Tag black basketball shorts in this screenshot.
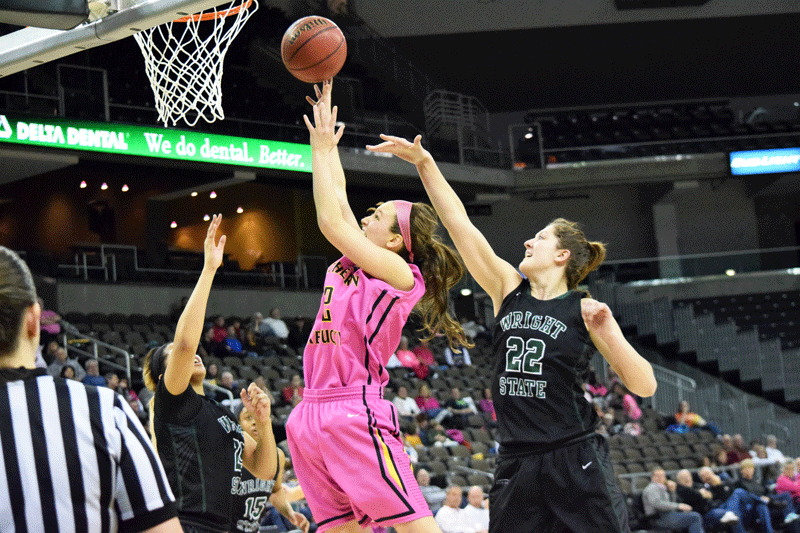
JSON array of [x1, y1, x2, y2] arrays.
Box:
[[489, 433, 630, 533]]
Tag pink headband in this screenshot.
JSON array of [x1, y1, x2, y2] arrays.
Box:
[[394, 200, 414, 262]]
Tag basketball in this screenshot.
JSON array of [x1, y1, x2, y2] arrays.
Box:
[[281, 16, 347, 84]]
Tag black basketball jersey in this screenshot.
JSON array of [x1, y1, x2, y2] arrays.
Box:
[[154, 380, 245, 533], [230, 455, 279, 533], [491, 281, 598, 447]]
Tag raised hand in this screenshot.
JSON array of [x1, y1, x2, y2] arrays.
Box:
[[240, 382, 272, 425], [204, 214, 227, 270], [366, 134, 429, 165], [303, 91, 344, 152]]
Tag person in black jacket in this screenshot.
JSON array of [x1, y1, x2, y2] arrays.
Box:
[[675, 469, 741, 531]]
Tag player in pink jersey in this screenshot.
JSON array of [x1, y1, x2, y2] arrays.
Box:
[[286, 80, 471, 533]]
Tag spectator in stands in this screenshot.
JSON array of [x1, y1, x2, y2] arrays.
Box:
[[461, 486, 489, 533], [585, 370, 608, 397], [286, 316, 311, 354], [415, 414, 453, 447], [444, 342, 471, 368], [264, 307, 289, 342], [37, 297, 61, 350], [46, 346, 86, 380], [776, 459, 800, 510], [735, 458, 800, 527], [82, 358, 106, 387], [282, 374, 304, 407], [242, 327, 266, 358], [674, 400, 719, 435], [394, 335, 421, 369], [435, 486, 465, 533], [721, 434, 744, 465], [212, 315, 228, 344], [642, 467, 704, 533], [412, 338, 437, 371], [393, 385, 421, 422], [216, 371, 242, 402], [675, 469, 742, 531], [60, 364, 77, 380], [416, 469, 447, 514], [205, 362, 220, 386], [766, 435, 786, 465], [443, 387, 477, 429], [105, 372, 119, 390], [198, 326, 217, 359], [606, 382, 641, 421], [479, 387, 496, 425], [729, 434, 751, 463], [224, 325, 246, 356], [416, 383, 448, 423]]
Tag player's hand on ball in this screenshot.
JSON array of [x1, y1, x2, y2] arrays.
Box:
[[241, 383, 272, 425], [366, 134, 429, 165], [581, 298, 612, 333], [289, 511, 310, 533]]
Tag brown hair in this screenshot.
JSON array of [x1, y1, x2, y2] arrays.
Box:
[[549, 218, 606, 290], [388, 202, 472, 349], [0, 247, 37, 356]]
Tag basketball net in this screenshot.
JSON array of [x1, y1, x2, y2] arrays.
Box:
[[133, 0, 258, 127]]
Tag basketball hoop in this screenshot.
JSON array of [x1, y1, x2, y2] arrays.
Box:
[[133, 0, 258, 127]]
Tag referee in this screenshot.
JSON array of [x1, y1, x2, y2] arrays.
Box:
[[0, 246, 182, 533]]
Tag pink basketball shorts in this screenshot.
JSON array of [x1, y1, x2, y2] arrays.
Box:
[[285, 385, 431, 532]]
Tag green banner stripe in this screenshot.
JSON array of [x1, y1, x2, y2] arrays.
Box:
[[0, 114, 311, 172]]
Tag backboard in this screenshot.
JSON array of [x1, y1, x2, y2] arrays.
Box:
[[0, 0, 235, 78]]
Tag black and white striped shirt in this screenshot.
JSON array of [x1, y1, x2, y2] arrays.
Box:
[[0, 368, 177, 533]]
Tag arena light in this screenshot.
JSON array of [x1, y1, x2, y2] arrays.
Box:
[[170, 221, 177, 228], [236, 206, 243, 214], [100, 182, 108, 190], [121, 184, 129, 192], [203, 214, 210, 221], [79, 180, 87, 188], [460, 288, 472, 296], [209, 191, 217, 199], [191, 191, 198, 197], [725, 269, 736, 276]]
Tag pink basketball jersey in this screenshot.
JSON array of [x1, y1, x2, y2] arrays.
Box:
[[303, 256, 425, 390]]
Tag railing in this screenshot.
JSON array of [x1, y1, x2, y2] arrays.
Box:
[[648, 366, 697, 414], [60, 321, 132, 380], [56, 243, 320, 288], [618, 464, 743, 495], [587, 246, 800, 285]]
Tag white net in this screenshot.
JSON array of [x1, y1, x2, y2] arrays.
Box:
[[132, 0, 258, 127]]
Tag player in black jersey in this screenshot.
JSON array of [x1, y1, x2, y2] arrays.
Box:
[[368, 136, 657, 533], [144, 215, 278, 533], [232, 403, 310, 533]]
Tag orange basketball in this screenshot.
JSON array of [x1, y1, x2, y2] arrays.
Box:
[[281, 16, 347, 84]]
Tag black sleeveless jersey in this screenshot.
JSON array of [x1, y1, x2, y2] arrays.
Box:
[[491, 281, 598, 447], [154, 380, 245, 533], [230, 454, 279, 533]]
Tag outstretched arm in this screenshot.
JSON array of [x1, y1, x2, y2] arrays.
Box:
[[306, 81, 359, 231], [304, 88, 414, 291], [163, 215, 225, 395], [366, 135, 520, 312], [582, 299, 657, 397], [240, 382, 278, 480]]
